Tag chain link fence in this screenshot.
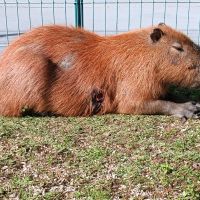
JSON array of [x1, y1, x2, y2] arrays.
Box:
[[1, 0, 200, 51]]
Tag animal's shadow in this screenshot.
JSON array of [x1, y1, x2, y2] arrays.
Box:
[[21, 109, 59, 117], [165, 85, 200, 103]]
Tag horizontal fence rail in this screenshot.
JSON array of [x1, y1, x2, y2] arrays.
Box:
[[0, 0, 200, 52]]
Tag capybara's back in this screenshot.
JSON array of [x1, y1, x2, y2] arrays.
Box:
[[1, 24, 200, 118]]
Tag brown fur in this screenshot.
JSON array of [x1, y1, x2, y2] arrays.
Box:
[[0, 24, 200, 117]]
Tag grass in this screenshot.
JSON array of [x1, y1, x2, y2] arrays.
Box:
[[0, 115, 200, 199], [0, 88, 200, 199]]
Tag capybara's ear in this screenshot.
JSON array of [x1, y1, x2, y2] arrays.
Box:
[[158, 22, 165, 26], [150, 28, 164, 43]]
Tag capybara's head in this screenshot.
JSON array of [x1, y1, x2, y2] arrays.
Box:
[[147, 23, 200, 88]]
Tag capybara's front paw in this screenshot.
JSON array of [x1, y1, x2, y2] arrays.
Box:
[[172, 101, 200, 120]]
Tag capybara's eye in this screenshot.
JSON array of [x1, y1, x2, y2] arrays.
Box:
[[173, 46, 184, 52], [172, 42, 184, 52]]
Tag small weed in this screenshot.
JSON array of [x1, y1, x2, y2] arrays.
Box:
[[11, 176, 33, 188], [182, 185, 200, 200], [76, 186, 111, 200]]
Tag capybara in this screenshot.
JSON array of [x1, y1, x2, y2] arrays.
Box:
[[0, 23, 200, 119]]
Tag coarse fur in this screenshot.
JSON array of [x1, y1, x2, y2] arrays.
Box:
[[0, 24, 200, 118]]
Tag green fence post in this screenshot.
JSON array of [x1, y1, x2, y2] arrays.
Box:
[[75, 0, 84, 27]]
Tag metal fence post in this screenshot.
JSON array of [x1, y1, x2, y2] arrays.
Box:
[[75, 0, 84, 27]]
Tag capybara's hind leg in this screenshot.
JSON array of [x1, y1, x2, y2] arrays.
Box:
[[0, 50, 55, 117]]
